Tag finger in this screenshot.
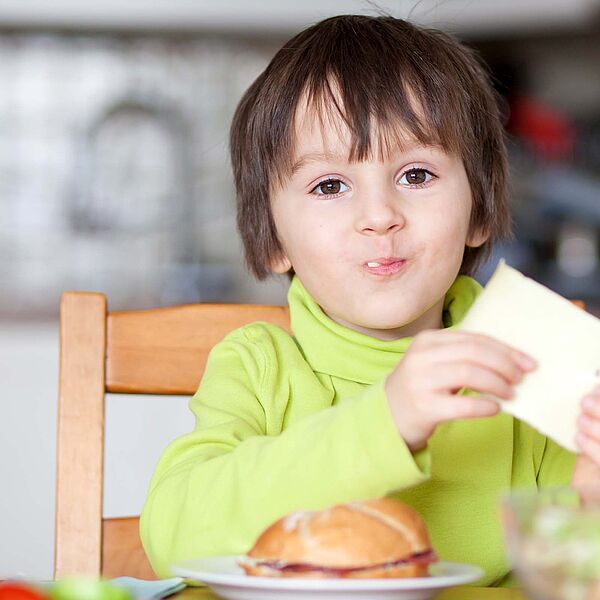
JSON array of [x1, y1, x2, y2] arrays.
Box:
[[433, 363, 515, 400], [575, 432, 600, 465], [577, 414, 600, 442], [435, 394, 501, 422], [581, 392, 600, 419], [428, 341, 528, 386], [425, 330, 536, 372]]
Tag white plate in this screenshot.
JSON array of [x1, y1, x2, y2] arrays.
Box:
[[171, 555, 484, 600]]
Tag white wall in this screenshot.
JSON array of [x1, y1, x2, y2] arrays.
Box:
[[0, 321, 194, 579], [0, 0, 597, 36]]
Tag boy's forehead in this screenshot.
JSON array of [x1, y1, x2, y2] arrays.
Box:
[[292, 105, 352, 163], [290, 100, 440, 171]]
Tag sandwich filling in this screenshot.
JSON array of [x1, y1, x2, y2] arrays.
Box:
[[244, 549, 437, 576]]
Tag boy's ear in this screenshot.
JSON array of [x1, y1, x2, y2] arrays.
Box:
[[269, 252, 292, 274], [466, 226, 490, 249]]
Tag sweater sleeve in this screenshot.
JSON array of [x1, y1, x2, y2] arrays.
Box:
[[140, 327, 430, 577]]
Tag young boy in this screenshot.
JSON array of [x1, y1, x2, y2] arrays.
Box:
[[140, 14, 600, 585]]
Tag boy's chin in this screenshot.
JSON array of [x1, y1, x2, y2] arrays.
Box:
[[342, 307, 421, 337]]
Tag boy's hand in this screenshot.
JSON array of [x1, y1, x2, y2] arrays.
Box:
[[572, 385, 600, 485], [384, 329, 536, 451]]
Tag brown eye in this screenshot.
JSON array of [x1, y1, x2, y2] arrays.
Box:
[[312, 179, 348, 196], [399, 168, 434, 186], [406, 169, 426, 184], [409, 171, 425, 184], [319, 180, 341, 194]]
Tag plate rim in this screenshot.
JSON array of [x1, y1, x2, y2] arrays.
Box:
[[171, 555, 484, 590]]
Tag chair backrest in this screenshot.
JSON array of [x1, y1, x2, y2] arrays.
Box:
[[55, 292, 290, 580]]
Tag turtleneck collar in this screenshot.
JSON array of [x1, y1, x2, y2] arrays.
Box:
[[288, 275, 482, 384]]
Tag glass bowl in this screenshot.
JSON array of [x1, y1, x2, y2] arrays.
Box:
[[501, 486, 600, 600]]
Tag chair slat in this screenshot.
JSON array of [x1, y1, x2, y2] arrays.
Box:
[[55, 292, 107, 578], [105, 303, 290, 394]]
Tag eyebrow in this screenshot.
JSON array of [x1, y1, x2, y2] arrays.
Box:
[[290, 143, 445, 176], [290, 152, 346, 175]]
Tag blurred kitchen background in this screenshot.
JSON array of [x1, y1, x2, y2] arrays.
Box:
[[1, 0, 599, 580]]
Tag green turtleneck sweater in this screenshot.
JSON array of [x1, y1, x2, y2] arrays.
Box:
[[140, 275, 575, 584]]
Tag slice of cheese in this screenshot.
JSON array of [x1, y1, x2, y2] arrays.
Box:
[[458, 260, 600, 452]]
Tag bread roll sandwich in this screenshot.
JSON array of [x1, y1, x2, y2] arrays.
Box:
[[238, 498, 437, 578]]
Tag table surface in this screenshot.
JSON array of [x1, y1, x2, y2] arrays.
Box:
[[173, 585, 527, 599]]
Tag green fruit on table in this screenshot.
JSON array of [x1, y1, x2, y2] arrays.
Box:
[[49, 579, 131, 600]]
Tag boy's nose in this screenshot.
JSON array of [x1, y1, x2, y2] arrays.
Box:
[[355, 196, 406, 236]]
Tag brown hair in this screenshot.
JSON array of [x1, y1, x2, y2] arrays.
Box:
[[230, 14, 513, 280]]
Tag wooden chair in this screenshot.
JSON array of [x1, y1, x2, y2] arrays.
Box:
[[55, 292, 290, 580]]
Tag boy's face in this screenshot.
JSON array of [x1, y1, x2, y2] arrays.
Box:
[[270, 105, 487, 341]]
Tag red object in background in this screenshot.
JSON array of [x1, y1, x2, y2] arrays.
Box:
[[0, 583, 48, 600], [507, 94, 576, 162]]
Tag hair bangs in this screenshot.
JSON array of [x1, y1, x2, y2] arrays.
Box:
[[302, 72, 461, 165], [273, 27, 467, 186]]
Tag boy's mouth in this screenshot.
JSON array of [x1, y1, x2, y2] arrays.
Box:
[[363, 257, 407, 276]]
